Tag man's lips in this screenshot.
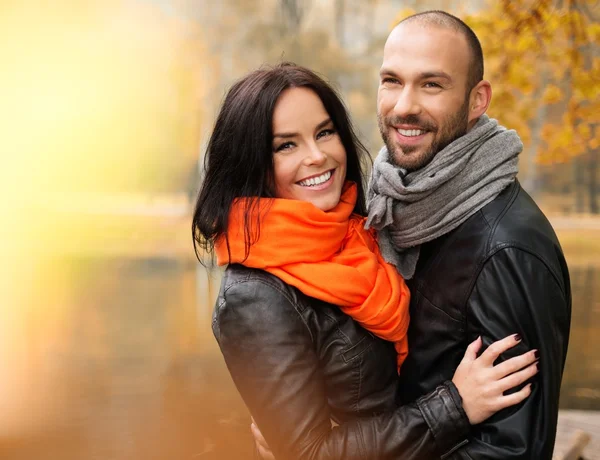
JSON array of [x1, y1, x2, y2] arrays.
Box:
[[393, 127, 429, 145]]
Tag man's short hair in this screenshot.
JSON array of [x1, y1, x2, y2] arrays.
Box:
[[397, 10, 484, 92]]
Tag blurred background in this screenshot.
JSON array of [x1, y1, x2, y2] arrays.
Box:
[[0, 0, 598, 458]]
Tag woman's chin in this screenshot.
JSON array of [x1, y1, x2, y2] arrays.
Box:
[[311, 192, 342, 212]]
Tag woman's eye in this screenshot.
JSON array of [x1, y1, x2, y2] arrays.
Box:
[[317, 129, 335, 140], [275, 142, 294, 152]]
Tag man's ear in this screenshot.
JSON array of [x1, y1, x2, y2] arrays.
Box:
[[467, 80, 492, 129]]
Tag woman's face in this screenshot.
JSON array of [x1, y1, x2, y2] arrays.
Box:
[[271, 87, 347, 212]]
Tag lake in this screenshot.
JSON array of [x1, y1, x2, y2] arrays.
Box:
[[0, 256, 597, 459]]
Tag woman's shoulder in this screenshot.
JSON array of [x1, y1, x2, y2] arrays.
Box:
[[216, 265, 307, 321], [221, 264, 293, 300], [213, 265, 314, 346], [222, 263, 281, 285]]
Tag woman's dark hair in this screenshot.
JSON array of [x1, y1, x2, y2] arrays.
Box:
[[192, 62, 371, 263]]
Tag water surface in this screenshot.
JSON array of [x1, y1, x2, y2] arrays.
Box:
[[1, 257, 597, 459]]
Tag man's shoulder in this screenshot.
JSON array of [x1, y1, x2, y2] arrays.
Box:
[[415, 181, 549, 278], [478, 180, 561, 253], [435, 179, 566, 276]]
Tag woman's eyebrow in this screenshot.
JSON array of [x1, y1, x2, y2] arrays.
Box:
[[273, 118, 331, 138]]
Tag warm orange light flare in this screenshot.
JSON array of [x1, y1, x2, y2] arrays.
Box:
[[0, 0, 210, 435]]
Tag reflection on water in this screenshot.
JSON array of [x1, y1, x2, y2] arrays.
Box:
[[560, 265, 600, 409], [0, 258, 251, 460], [1, 258, 598, 459]]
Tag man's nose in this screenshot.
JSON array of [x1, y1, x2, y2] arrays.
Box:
[[393, 88, 421, 117]]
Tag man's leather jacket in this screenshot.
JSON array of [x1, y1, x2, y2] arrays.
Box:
[[399, 179, 571, 459]]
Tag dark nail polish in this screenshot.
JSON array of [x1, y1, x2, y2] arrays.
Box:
[[536, 361, 540, 371], [534, 350, 540, 359], [514, 333, 522, 341]]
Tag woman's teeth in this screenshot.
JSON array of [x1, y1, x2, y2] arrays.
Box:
[[298, 170, 332, 187]]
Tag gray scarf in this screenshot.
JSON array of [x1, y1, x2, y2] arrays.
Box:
[[366, 115, 522, 279]]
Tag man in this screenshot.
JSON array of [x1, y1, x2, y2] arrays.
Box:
[[254, 10, 571, 459], [368, 10, 571, 459]]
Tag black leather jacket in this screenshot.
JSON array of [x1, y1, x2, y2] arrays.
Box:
[[399, 179, 571, 459], [212, 180, 571, 460], [213, 267, 471, 459]]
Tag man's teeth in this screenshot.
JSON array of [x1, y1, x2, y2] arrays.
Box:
[[299, 170, 332, 187], [397, 128, 425, 137]]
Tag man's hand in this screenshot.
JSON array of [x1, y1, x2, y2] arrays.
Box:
[[251, 417, 276, 460]]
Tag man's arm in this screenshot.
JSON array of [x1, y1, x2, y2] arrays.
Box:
[[448, 247, 571, 459]]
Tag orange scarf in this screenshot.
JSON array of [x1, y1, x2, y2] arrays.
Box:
[[215, 183, 410, 373]]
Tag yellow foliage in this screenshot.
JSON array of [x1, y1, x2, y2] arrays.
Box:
[[589, 23, 600, 41], [460, 0, 599, 166], [577, 123, 592, 140], [515, 34, 536, 52], [542, 85, 563, 104]]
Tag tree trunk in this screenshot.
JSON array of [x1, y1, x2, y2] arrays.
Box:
[[280, 0, 310, 34], [523, 97, 547, 196], [589, 149, 599, 214], [574, 157, 586, 213]]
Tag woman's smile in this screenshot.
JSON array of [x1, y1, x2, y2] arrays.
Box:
[[296, 168, 335, 190], [272, 87, 347, 211]]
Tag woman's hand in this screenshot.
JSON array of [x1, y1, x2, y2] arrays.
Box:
[[452, 334, 539, 425]]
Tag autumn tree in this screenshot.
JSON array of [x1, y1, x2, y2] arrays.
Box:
[[392, 1, 599, 212], [465, 0, 600, 212]]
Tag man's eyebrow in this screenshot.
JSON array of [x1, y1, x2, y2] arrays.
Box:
[[273, 118, 332, 139], [379, 69, 453, 82], [379, 67, 399, 78], [420, 71, 452, 81]]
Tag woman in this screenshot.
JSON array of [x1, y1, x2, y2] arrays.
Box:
[[192, 63, 538, 459]]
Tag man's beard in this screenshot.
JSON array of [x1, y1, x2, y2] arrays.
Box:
[[378, 100, 470, 171]]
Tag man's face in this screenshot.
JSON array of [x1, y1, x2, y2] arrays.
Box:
[[377, 23, 472, 171]]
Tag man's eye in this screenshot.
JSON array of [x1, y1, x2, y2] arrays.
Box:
[[382, 77, 399, 84], [424, 82, 442, 88]]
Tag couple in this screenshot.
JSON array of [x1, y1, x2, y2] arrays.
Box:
[[193, 11, 571, 460]]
